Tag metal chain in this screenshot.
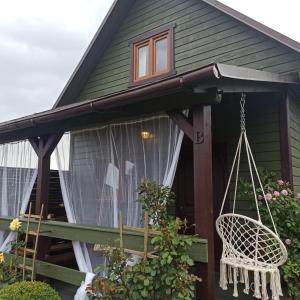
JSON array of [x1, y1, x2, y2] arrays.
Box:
[[240, 93, 246, 132]]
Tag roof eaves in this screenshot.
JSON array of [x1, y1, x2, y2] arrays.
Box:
[[216, 63, 299, 84], [202, 0, 300, 53]]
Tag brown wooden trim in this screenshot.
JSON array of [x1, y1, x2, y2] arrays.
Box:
[[29, 137, 39, 155], [128, 24, 176, 45], [193, 106, 215, 300], [129, 25, 176, 87], [130, 70, 177, 87], [36, 133, 63, 217], [167, 110, 193, 141], [42, 133, 64, 157], [35, 133, 63, 262], [279, 91, 293, 184]]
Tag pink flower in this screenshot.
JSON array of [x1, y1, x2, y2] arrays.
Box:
[[285, 239, 292, 245], [273, 191, 280, 197], [281, 190, 288, 196], [277, 180, 284, 186], [265, 193, 273, 201], [258, 195, 263, 200]]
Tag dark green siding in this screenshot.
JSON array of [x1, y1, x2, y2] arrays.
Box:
[[213, 95, 281, 215], [76, 0, 300, 101], [289, 91, 300, 193]]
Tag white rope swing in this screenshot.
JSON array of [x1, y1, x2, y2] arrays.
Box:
[[216, 94, 288, 300]]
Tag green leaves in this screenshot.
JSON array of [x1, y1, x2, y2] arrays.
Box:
[[87, 182, 200, 300], [137, 181, 175, 226], [240, 169, 300, 298]]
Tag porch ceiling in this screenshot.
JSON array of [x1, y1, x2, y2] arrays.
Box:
[[0, 63, 298, 144]]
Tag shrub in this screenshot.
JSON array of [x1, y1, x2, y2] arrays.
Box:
[[0, 281, 61, 300], [87, 181, 200, 300], [239, 169, 300, 299]]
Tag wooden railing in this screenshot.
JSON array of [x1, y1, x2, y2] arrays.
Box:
[[0, 217, 208, 286]]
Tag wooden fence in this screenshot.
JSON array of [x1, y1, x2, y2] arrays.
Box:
[[0, 217, 208, 286]]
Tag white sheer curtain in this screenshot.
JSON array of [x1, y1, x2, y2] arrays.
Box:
[[56, 114, 184, 274], [0, 140, 38, 252]]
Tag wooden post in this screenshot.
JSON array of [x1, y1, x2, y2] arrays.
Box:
[[29, 134, 63, 260], [36, 141, 50, 218], [279, 92, 293, 184], [193, 106, 215, 300]]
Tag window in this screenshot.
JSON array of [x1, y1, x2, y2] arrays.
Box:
[[130, 27, 175, 85]]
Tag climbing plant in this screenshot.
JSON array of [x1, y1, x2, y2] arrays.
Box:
[[86, 181, 200, 300]]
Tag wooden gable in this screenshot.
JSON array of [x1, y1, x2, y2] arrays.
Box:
[[73, 0, 300, 103]]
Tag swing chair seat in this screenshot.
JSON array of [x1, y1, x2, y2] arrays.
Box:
[[216, 213, 287, 269], [216, 214, 287, 299]]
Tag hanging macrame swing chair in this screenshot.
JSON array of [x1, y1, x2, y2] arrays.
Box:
[[216, 93, 288, 300]]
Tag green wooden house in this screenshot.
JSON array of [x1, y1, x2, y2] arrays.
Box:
[[0, 0, 299, 299]]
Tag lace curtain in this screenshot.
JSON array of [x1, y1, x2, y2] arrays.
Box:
[[0, 140, 38, 252], [55, 114, 184, 274]]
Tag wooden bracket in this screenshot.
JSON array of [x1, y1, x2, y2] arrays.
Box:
[[29, 137, 39, 156], [42, 133, 64, 158], [167, 110, 193, 141]]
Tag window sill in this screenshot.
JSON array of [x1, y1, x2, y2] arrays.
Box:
[[129, 70, 177, 88]]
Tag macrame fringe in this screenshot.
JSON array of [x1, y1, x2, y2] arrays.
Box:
[[275, 269, 283, 297], [219, 261, 228, 290], [219, 263, 283, 300], [254, 270, 262, 299], [261, 271, 269, 300], [243, 268, 249, 294], [239, 267, 244, 283], [270, 269, 283, 300], [228, 265, 233, 284], [233, 267, 239, 297]]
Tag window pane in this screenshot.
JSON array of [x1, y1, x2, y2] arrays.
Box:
[[138, 45, 149, 78], [155, 38, 168, 72]]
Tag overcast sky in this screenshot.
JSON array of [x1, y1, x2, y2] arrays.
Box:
[[0, 0, 299, 122]]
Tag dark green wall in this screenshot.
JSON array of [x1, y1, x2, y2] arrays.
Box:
[[289, 91, 300, 193], [212, 95, 281, 215], [76, 0, 300, 101]]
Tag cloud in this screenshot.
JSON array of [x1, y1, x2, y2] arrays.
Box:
[[0, 0, 114, 122]]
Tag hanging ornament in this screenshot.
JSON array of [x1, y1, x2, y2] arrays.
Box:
[[216, 93, 288, 300]]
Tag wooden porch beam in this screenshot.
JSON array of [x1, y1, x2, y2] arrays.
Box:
[[167, 110, 193, 141], [193, 106, 215, 300]]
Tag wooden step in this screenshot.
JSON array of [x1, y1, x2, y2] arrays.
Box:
[[18, 264, 33, 271], [28, 231, 38, 236], [19, 247, 35, 254], [21, 214, 42, 219]]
